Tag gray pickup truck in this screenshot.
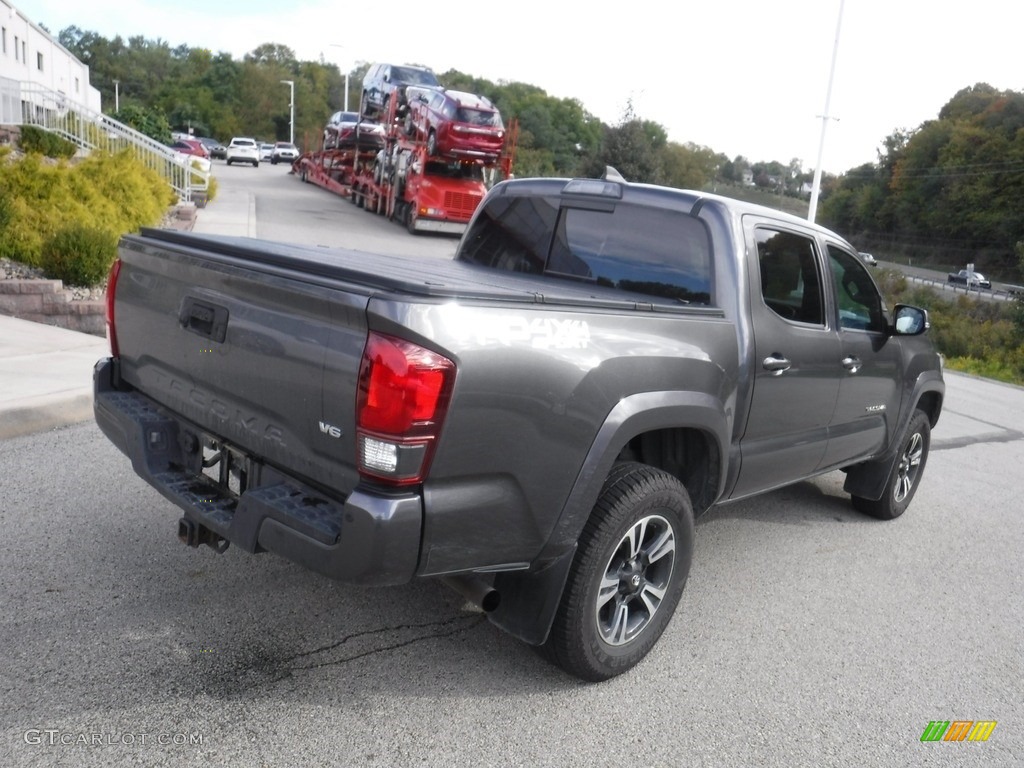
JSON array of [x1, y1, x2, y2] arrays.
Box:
[[94, 170, 944, 681]]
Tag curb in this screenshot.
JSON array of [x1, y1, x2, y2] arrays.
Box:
[[0, 390, 94, 440]]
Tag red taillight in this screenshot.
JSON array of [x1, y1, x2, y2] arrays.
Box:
[[356, 332, 455, 485], [105, 258, 122, 357]]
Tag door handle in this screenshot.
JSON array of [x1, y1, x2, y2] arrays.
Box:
[[179, 297, 229, 343], [763, 354, 792, 375], [842, 356, 862, 373]]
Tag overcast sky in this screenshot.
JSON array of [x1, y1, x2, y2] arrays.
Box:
[[17, 0, 1024, 174]]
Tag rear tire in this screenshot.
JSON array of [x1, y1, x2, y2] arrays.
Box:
[[541, 462, 694, 681], [852, 410, 931, 520]]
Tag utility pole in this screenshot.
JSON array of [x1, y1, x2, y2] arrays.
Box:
[[280, 80, 295, 145], [113, 79, 120, 112], [808, 0, 844, 223], [329, 45, 350, 111]]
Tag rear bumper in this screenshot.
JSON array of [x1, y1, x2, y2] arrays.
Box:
[[93, 358, 421, 585]]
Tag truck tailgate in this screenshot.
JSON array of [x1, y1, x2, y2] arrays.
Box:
[[112, 231, 371, 494]]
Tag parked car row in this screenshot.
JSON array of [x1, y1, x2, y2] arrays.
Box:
[[178, 136, 299, 168]]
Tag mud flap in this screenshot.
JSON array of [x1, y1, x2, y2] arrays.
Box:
[[488, 546, 576, 646], [842, 457, 892, 502]]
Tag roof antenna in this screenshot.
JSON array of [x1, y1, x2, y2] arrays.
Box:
[[602, 166, 626, 183]]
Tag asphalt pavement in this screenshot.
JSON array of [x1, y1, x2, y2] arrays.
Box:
[[0, 188, 255, 440]]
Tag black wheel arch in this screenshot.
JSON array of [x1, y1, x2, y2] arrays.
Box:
[[487, 391, 727, 646], [544, 392, 728, 555]]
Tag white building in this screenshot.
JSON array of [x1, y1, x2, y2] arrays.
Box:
[[0, 1, 206, 202], [1, 0, 101, 125]]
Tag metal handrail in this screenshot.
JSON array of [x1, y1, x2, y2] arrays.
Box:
[[6, 82, 208, 203]]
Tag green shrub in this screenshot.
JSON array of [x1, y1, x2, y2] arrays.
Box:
[[0, 191, 12, 235], [17, 125, 77, 159], [39, 224, 119, 286], [0, 149, 174, 265]]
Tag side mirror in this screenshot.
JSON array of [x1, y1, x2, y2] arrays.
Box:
[[892, 304, 929, 336]]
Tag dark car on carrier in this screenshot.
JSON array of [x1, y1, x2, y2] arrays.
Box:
[[323, 111, 386, 151], [360, 62, 440, 119]]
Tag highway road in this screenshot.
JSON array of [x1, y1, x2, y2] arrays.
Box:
[[1, 166, 1021, 767]]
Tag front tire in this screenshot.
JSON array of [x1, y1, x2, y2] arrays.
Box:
[[542, 462, 694, 681], [852, 410, 931, 520]]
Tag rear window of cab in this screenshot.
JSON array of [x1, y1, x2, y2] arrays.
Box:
[[459, 194, 713, 306]]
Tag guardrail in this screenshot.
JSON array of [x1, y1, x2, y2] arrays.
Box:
[[4, 82, 207, 203], [904, 274, 1020, 303]]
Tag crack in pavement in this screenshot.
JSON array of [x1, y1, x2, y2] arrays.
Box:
[[196, 615, 489, 697], [287, 615, 488, 671]]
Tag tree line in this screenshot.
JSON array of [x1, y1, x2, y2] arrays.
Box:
[[820, 84, 1024, 279], [55, 27, 812, 192], [54, 28, 1023, 278]]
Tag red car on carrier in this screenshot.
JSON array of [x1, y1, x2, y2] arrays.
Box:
[[406, 88, 505, 161]]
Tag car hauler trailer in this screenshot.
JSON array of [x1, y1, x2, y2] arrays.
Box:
[[294, 92, 515, 235], [291, 146, 377, 198]]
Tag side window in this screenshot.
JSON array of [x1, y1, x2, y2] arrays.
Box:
[[755, 229, 824, 325], [828, 246, 887, 332], [440, 96, 456, 120]]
